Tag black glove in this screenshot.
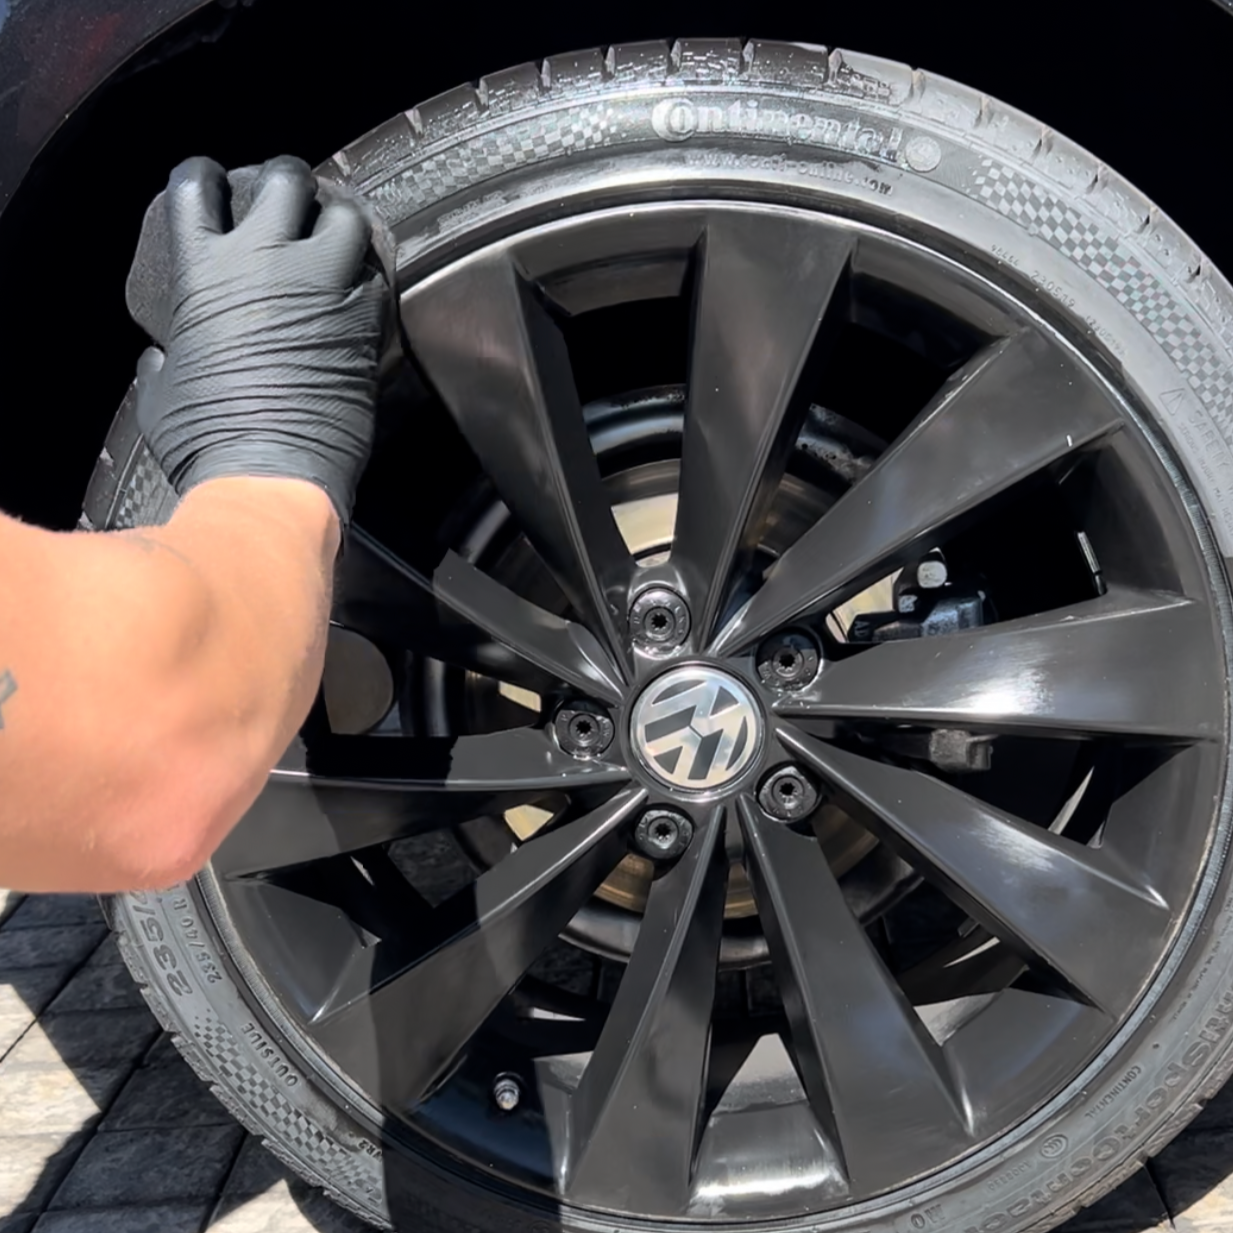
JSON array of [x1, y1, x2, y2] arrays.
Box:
[[126, 155, 387, 528]]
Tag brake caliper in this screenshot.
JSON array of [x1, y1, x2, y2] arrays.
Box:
[[848, 552, 993, 773]]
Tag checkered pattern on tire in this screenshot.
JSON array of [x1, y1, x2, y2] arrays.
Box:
[[191, 1009, 384, 1203], [110, 442, 178, 530], [366, 103, 621, 221], [974, 159, 1233, 435]]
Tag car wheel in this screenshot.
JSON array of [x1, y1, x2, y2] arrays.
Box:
[[96, 38, 1233, 1233]]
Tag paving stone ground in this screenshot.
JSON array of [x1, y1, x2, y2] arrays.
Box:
[[0, 887, 1227, 1232], [0, 891, 368, 1233]]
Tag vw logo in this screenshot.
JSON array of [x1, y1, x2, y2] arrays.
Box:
[[629, 666, 762, 791]]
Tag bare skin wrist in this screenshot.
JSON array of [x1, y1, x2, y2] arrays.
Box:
[[171, 476, 342, 556]]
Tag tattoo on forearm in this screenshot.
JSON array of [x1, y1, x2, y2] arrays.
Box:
[[0, 669, 15, 730], [117, 528, 197, 571]]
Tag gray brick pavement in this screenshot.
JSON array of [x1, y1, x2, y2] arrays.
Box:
[[0, 889, 1219, 1231], [0, 893, 371, 1231]]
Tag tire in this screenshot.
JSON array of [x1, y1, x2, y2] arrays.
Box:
[[92, 38, 1233, 1233]]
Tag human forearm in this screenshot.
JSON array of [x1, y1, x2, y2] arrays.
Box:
[[0, 154, 383, 893], [126, 476, 340, 775], [0, 478, 339, 891]]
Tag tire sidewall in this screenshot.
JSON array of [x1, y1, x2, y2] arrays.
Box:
[[102, 44, 1233, 1233]]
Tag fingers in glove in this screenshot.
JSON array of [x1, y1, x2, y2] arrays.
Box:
[[136, 347, 166, 383], [309, 190, 376, 289], [243, 155, 319, 244], [133, 346, 169, 442], [165, 157, 229, 247]]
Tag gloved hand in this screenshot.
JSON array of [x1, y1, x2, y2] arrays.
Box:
[[127, 155, 387, 528]]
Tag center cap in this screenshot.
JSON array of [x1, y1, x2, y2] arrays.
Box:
[[629, 665, 763, 791]]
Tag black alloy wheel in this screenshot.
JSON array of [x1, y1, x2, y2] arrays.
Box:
[[199, 198, 1227, 1219], [98, 39, 1233, 1233]]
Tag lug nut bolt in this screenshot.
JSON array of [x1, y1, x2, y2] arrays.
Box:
[[756, 630, 820, 691], [554, 703, 614, 758], [633, 808, 694, 860], [492, 1074, 522, 1113], [629, 587, 691, 654], [758, 765, 820, 821]]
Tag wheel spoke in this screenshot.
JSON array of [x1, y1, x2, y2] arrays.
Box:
[[738, 797, 969, 1193], [673, 214, 853, 639], [212, 730, 630, 877], [490, 1007, 605, 1058], [431, 549, 624, 702], [337, 528, 551, 693], [566, 806, 729, 1214], [400, 252, 635, 658], [779, 587, 1220, 741], [309, 788, 646, 1108], [224, 850, 436, 1022], [339, 528, 625, 699], [897, 927, 1024, 1006], [779, 726, 1172, 1013], [711, 331, 1123, 654]]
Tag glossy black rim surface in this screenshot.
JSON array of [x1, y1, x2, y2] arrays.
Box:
[[205, 202, 1229, 1223]]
